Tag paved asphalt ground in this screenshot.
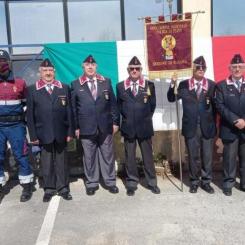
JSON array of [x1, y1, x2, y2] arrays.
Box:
[[0, 172, 245, 245]]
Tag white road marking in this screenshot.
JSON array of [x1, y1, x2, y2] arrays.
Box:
[[35, 196, 61, 245]]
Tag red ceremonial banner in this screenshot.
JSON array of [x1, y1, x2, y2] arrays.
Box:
[[146, 19, 192, 79]]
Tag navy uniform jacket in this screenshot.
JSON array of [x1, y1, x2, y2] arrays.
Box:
[[116, 78, 156, 139], [167, 78, 216, 139], [71, 74, 119, 136], [216, 76, 245, 141], [26, 80, 74, 144]]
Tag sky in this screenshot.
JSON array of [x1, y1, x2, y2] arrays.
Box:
[[213, 0, 245, 36]]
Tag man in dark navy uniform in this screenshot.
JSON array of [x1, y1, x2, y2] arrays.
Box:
[[167, 56, 216, 194], [116, 56, 160, 196], [216, 54, 245, 196], [71, 55, 120, 195], [27, 59, 74, 202], [0, 49, 33, 202]]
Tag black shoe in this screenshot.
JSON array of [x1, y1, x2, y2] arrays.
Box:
[[201, 183, 214, 194], [108, 186, 119, 194], [148, 185, 161, 194], [20, 183, 32, 202], [126, 189, 135, 196], [189, 185, 198, 193], [240, 185, 245, 192], [43, 193, 55, 202], [86, 186, 98, 196], [223, 188, 232, 196], [60, 192, 72, 201], [86, 189, 95, 196]]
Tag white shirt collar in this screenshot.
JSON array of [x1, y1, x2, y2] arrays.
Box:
[[46, 83, 54, 88], [130, 79, 139, 85], [87, 78, 97, 90], [45, 83, 54, 93], [194, 78, 203, 85], [232, 77, 242, 83]]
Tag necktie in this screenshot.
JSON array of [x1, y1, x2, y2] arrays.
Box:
[[132, 82, 137, 96], [196, 82, 202, 99], [235, 80, 241, 92], [47, 84, 53, 94], [89, 79, 97, 100]]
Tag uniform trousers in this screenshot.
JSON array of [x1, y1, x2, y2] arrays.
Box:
[[222, 138, 245, 189], [81, 133, 116, 189], [0, 123, 33, 185], [41, 141, 69, 194], [124, 137, 157, 190], [185, 124, 214, 186]]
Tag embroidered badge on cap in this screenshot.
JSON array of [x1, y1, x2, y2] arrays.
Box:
[[83, 55, 96, 64], [230, 54, 245, 64], [40, 58, 54, 68], [128, 56, 141, 66]]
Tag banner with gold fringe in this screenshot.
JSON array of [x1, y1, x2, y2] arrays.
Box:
[[145, 18, 192, 79]]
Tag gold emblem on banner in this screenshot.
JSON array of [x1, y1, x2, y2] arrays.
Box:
[[162, 35, 176, 60]]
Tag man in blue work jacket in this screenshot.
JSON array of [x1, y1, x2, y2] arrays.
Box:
[[0, 49, 33, 202]]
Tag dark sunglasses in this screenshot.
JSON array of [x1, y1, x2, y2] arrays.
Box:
[[129, 67, 141, 71], [195, 65, 206, 71]]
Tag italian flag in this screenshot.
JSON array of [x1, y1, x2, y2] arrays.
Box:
[[44, 35, 245, 88]]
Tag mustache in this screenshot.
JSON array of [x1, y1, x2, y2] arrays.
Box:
[[45, 74, 53, 77]]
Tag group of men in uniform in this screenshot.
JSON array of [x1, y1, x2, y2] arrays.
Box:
[[70, 54, 160, 197], [168, 54, 245, 196], [0, 50, 160, 202], [0, 48, 244, 202]]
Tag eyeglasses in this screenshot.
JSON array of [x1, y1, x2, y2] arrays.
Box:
[[195, 65, 206, 71], [230, 65, 245, 70], [84, 63, 96, 67], [42, 68, 54, 72], [129, 67, 141, 71]]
